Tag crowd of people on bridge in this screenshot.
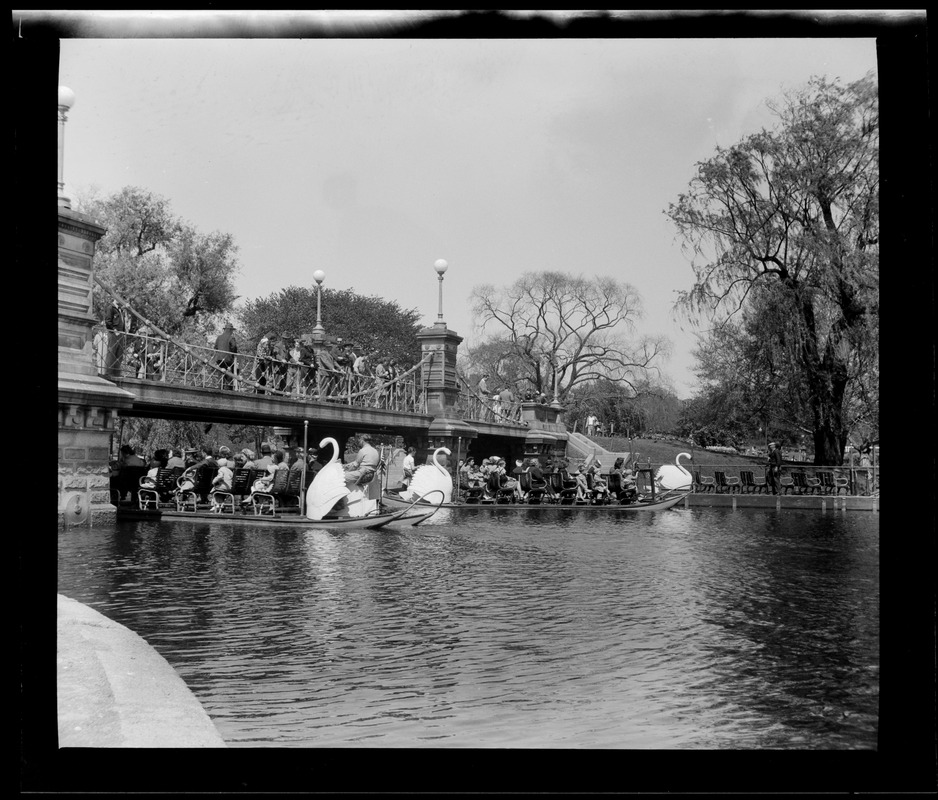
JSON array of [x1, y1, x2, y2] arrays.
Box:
[[92, 306, 414, 407], [474, 373, 549, 421]]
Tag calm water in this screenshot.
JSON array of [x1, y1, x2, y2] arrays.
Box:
[[57, 507, 879, 749]]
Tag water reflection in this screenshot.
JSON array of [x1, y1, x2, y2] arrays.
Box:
[[57, 508, 879, 749]]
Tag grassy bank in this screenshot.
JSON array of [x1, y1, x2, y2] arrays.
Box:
[[586, 435, 768, 468]]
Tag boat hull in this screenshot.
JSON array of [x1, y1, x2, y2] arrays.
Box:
[[381, 490, 690, 513], [116, 505, 433, 529]]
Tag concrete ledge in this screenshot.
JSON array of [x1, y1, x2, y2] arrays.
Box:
[[681, 493, 879, 512], [57, 594, 226, 748]]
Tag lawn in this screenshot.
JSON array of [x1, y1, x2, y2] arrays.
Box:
[[587, 435, 769, 468]]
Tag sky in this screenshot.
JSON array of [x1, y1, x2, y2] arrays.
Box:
[[52, 12, 879, 398]]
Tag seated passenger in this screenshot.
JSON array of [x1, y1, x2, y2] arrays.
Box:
[[575, 465, 591, 502], [621, 467, 639, 503], [210, 457, 234, 512], [588, 464, 609, 503]]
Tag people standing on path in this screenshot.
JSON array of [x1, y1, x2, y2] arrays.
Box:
[[766, 441, 783, 495], [585, 413, 598, 436]]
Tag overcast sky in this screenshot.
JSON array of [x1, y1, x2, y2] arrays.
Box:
[[54, 14, 878, 397]]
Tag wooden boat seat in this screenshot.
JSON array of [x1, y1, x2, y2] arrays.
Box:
[[791, 471, 821, 495], [739, 470, 767, 494], [462, 483, 485, 503], [175, 464, 217, 511], [518, 471, 548, 504], [115, 465, 148, 505], [829, 471, 850, 495], [713, 470, 741, 494], [551, 471, 578, 505], [693, 470, 715, 493], [251, 468, 303, 515], [137, 475, 160, 510]]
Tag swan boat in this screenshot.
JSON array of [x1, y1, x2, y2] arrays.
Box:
[[381, 452, 693, 513], [381, 487, 691, 513], [116, 437, 446, 529]]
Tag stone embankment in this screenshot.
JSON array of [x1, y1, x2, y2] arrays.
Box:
[[56, 594, 226, 747]]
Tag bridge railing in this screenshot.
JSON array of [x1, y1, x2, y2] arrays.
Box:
[[92, 326, 429, 414]]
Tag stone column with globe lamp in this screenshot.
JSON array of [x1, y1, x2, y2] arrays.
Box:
[[416, 259, 478, 467], [57, 86, 136, 526], [306, 269, 327, 397]]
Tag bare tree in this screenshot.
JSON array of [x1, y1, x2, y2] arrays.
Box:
[[470, 271, 670, 401]]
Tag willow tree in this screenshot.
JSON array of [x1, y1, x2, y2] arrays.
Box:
[[666, 73, 879, 465], [469, 271, 670, 402]]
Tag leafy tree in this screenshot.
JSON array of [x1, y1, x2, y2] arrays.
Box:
[[469, 271, 671, 402], [79, 186, 240, 336], [666, 74, 879, 465], [238, 286, 423, 367]]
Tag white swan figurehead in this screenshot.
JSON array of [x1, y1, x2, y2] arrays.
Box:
[[402, 447, 453, 504], [655, 452, 693, 491], [306, 437, 350, 520]]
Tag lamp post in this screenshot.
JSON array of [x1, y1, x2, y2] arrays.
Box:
[[58, 86, 75, 209], [312, 269, 325, 334], [434, 258, 448, 326]]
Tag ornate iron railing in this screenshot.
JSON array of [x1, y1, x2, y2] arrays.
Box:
[[92, 325, 430, 415], [453, 372, 525, 425]]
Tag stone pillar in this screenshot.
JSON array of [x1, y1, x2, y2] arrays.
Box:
[[520, 400, 568, 463], [58, 207, 135, 526], [416, 322, 477, 470]]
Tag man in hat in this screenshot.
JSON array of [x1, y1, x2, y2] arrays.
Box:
[[214, 322, 239, 390], [253, 443, 274, 473], [766, 441, 783, 495]]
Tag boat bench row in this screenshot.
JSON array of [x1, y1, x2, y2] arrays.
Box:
[[136, 465, 305, 515], [459, 470, 645, 505]]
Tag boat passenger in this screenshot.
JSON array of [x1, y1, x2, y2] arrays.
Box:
[[528, 458, 552, 499], [253, 443, 274, 473], [620, 467, 638, 503], [345, 434, 380, 488], [165, 449, 186, 470], [575, 465, 591, 502], [510, 459, 527, 500], [401, 446, 417, 488], [210, 458, 234, 512], [587, 463, 609, 503], [240, 448, 257, 470]]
